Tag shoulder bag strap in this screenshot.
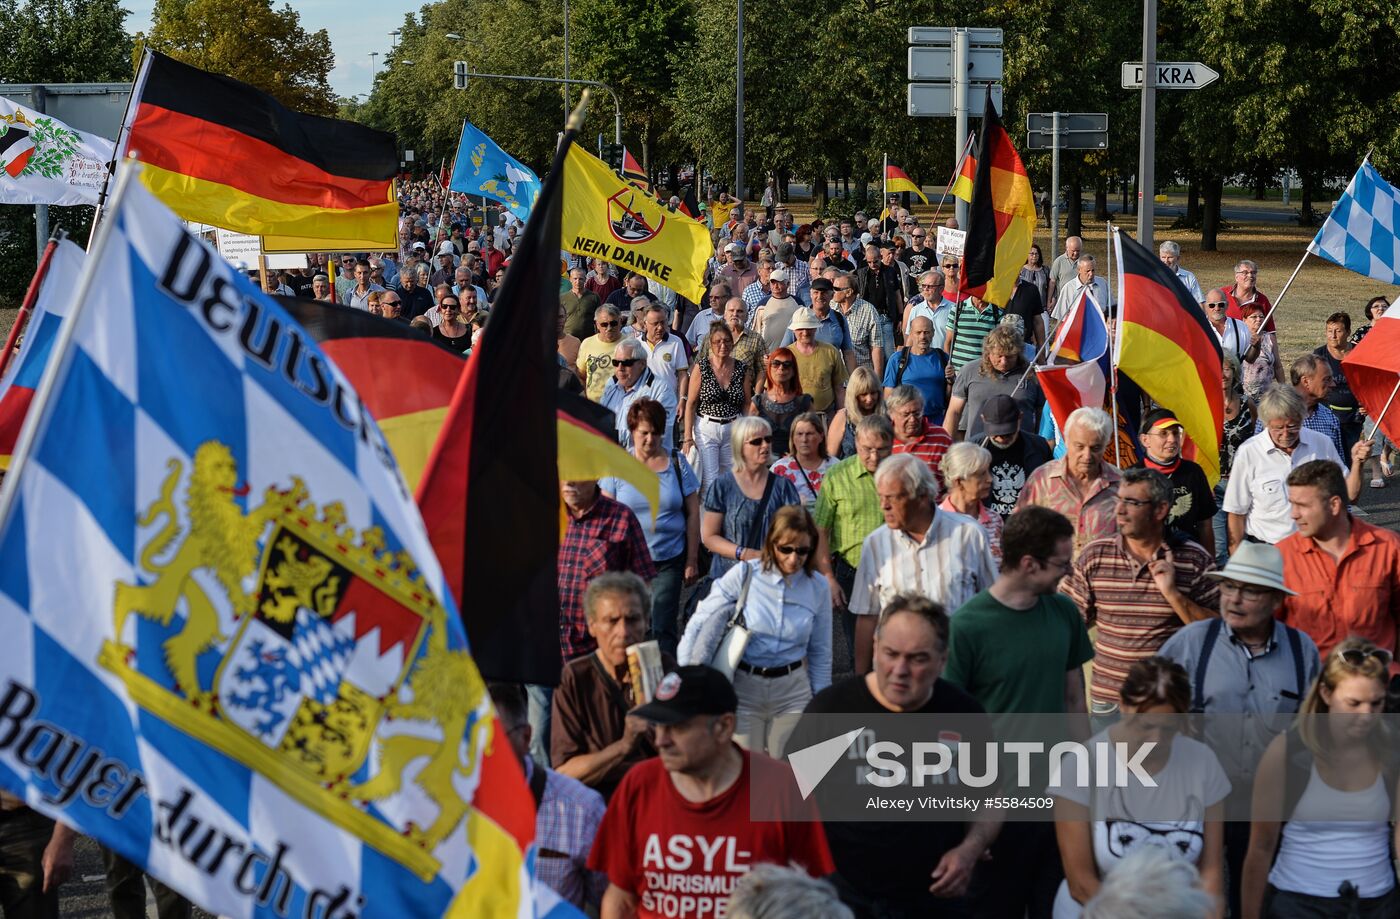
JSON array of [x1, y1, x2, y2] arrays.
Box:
[[1286, 626, 1305, 700], [1191, 617, 1223, 713], [796, 462, 820, 502], [743, 472, 778, 550], [727, 562, 755, 628]]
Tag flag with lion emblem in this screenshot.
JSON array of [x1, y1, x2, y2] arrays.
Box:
[[0, 166, 573, 918]]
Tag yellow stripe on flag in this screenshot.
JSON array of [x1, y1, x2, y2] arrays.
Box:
[[137, 162, 399, 247], [1120, 323, 1223, 483], [380, 406, 450, 494], [886, 176, 929, 205], [982, 165, 1036, 308], [561, 144, 711, 303], [446, 810, 530, 918], [558, 415, 660, 520]]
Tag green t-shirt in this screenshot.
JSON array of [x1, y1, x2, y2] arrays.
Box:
[[944, 589, 1093, 715]]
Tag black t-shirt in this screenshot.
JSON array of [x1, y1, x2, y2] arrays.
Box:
[[901, 248, 936, 279], [1313, 346, 1360, 420], [432, 326, 472, 353], [1140, 456, 1217, 538], [983, 432, 1053, 518], [796, 676, 987, 906], [1006, 279, 1045, 326]]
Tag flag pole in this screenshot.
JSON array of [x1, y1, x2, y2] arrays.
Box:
[[92, 48, 151, 236], [1364, 375, 1400, 441], [931, 132, 976, 224], [0, 163, 136, 532], [0, 236, 60, 380], [883, 152, 888, 217], [1110, 225, 1125, 468], [1255, 250, 1309, 329]]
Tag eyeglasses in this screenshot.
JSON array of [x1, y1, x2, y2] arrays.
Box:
[[612, 358, 642, 367], [597, 321, 620, 328], [1340, 647, 1394, 668], [832, 286, 851, 292], [769, 360, 794, 369], [776, 545, 812, 557], [1235, 270, 1257, 276], [1205, 301, 1227, 308], [920, 283, 939, 289], [1116, 495, 1157, 508], [1219, 581, 1275, 601], [747, 436, 773, 446]]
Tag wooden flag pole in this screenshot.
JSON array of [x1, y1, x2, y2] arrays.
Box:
[[1255, 249, 1309, 329], [931, 132, 976, 224]]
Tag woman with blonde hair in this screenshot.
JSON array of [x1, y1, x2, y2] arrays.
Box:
[[943, 323, 1041, 442], [826, 366, 884, 458], [1241, 637, 1397, 918], [700, 416, 801, 581], [682, 505, 832, 757]]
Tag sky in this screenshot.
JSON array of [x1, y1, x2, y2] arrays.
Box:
[[124, 1, 403, 100]]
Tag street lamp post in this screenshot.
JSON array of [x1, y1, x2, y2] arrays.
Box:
[[735, 0, 744, 202]]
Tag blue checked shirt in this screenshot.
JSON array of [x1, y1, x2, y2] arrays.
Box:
[[528, 759, 608, 909], [1253, 402, 1345, 461]]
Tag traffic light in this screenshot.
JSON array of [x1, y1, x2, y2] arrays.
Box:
[[453, 61, 468, 90], [601, 143, 624, 172]]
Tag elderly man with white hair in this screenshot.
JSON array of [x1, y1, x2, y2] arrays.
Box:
[[1016, 406, 1122, 557], [1053, 254, 1112, 321], [600, 337, 677, 451], [1158, 240, 1203, 303], [849, 454, 997, 673]]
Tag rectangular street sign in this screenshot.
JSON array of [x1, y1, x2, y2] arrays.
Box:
[[908, 26, 1003, 46], [908, 83, 1002, 118], [1026, 130, 1108, 151], [1120, 61, 1220, 90], [908, 46, 1003, 82], [1026, 113, 1108, 134]]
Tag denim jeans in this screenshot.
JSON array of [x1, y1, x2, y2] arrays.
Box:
[[650, 553, 687, 659], [1212, 479, 1230, 566], [525, 683, 553, 765]]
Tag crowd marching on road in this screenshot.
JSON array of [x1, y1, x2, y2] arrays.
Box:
[[11, 174, 1400, 919]]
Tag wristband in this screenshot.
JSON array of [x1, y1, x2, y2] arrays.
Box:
[[735, 545, 743, 561]]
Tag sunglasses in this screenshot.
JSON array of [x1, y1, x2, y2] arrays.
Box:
[[612, 358, 642, 367], [1340, 647, 1394, 668], [769, 360, 794, 369], [747, 436, 773, 446], [1206, 301, 1227, 308], [776, 545, 812, 557], [597, 321, 620, 328]]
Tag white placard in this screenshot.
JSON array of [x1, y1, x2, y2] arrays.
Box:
[[936, 226, 967, 258], [214, 227, 261, 267]]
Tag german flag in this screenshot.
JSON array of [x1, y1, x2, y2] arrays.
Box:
[[884, 163, 929, 204], [951, 136, 977, 203], [122, 52, 398, 246], [417, 117, 657, 686], [959, 95, 1037, 308], [622, 146, 649, 191], [1114, 228, 1224, 482]]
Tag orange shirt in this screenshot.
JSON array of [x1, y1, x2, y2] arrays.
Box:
[[1277, 519, 1400, 671]]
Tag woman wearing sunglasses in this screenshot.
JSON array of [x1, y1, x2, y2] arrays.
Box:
[[701, 416, 801, 581], [682, 505, 832, 757], [751, 346, 814, 456], [1052, 657, 1229, 918], [1241, 638, 1399, 919]]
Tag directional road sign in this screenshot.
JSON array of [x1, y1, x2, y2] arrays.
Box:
[[907, 26, 1002, 46], [1120, 61, 1220, 90], [908, 46, 1003, 82], [908, 82, 1002, 118]]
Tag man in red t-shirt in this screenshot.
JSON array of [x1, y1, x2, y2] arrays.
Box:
[[1223, 258, 1275, 333], [588, 666, 834, 919]]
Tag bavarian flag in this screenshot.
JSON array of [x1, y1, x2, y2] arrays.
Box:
[[1113, 227, 1224, 482], [561, 142, 710, 303], [960, 95, 1037, 308], [122, 51, 398, 246], [951, 136, 977, 203], [885, 163, 929, 204]]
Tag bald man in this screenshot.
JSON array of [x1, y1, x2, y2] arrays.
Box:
[[1047, 236, 1083, 305]]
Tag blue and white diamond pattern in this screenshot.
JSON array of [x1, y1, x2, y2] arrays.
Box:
[[1309, 162, 1400, 286], [286, 607, 356, 705]]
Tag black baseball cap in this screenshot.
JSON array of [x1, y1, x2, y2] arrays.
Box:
[[810, 277, 834, 292], [632, 666, 738, 725], [980, 394, 1021, 436]]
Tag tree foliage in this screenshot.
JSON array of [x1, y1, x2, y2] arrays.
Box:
[[0, 0, 132, 305], [138, 0, 336, 115]]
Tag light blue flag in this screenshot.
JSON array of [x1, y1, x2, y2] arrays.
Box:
[[1308, 161, 1400, 286], [450, 121, 542, 221], [0, 167, 575, 919]]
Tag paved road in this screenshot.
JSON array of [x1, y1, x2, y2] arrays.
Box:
[[1100, 200, 1301, 225]]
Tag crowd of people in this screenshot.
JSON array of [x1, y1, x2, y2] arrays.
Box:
[[27, 183, 1388, 919]]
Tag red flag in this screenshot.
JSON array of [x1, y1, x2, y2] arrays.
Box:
[[1344, 301, 1400, 447], [622, 146, 649, 191]]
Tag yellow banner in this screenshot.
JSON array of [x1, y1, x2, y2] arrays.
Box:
[[561, 144, 710, 303]]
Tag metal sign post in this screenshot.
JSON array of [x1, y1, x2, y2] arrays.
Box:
[[1026, 113, 1109, 259], [907, 27, 1003, 228]]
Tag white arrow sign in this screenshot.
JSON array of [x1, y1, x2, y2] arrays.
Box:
[[1121, 61, 1220, 90]]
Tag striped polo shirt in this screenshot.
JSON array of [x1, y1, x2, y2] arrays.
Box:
[[947, 299, 1002, 372], [1061, 534, 1220, 707]]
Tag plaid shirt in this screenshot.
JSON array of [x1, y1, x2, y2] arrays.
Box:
[[840, 299, 888, 371], [893, 419, 953, 496], [812, 455, 885, 568], [1252, 402, 1345, 464], [559, 495, 656, 659], [1016, 458, 1122, 558], [530, 759, 609, 909], [742, 279, 768, 313]]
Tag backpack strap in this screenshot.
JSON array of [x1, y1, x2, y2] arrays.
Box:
[[1191, 618, 1224, 714], [895, 347, 912, 387], [1285, 625, 1305, 701]]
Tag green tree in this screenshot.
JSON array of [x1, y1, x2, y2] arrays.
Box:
[[138, 0, 336, 115], [0, 0, 133, 305]]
